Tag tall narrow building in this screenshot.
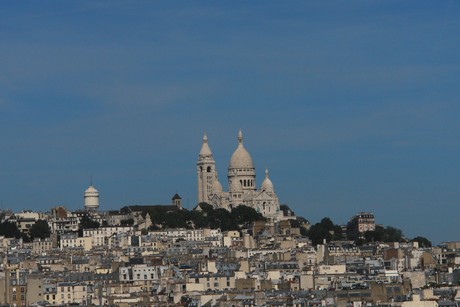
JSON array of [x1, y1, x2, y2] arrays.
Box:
[[84, 184, 100, 212], [197, 133, 216, 204]]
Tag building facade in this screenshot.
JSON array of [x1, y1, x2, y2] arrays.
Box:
[[347, 212, 376, 238], [197, 130, 283, 220]]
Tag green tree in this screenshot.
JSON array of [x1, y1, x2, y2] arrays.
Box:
[[231, 205, 265, 226], [208, 208, 238, 231], [197, 202, 214, 214], [79, 214, 100, 229], [363, 225, 385, 242], [0, 221, 21, 238], [163, 210, 189, 229], [307, 217, 343, 245], [29, 219, 51, 240], [411, 236, 432, 248], [361, 225, 405, 244], [120, 218, 134, 226], [189, 210, 209, 228], [78, 214, 100, 236], [384, 226, 404, 242]]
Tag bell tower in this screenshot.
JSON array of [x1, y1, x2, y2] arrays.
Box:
[[197, 133, 216, 204]]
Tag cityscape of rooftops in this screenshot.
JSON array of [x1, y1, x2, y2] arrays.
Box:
[[0, 2, 460, 306]]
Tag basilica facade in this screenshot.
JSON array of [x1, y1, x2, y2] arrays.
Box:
[[197, 130, 283, 220]]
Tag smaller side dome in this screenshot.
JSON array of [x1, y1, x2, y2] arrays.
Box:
[[261, 169, 275, 193]]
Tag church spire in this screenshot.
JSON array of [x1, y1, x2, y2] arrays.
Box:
[[238, 129, 243, 145], [199, 132, 213, 157]]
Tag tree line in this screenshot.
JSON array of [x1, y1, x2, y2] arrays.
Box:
[[144, 203, 266, 231], [0, 220, 51, 242], [306, 217, 431, 247], [0, 209, 432, 248]]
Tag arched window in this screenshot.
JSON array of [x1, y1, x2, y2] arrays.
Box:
[[207, 166, 211, 172]]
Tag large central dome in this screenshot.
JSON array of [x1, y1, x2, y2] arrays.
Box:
[[228, 130, 254, 170]]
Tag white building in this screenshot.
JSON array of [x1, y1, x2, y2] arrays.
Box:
[[119, 264, 168, 283], [56, 282, 88, 305], [83, 226, 134, 247], [197, 130, 283, 220], [84, 184, 100, 212], [60, 233, 92, 251], [148, 228, 221, 243]]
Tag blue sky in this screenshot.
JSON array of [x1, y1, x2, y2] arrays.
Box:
[[1, 1, 459, 244]]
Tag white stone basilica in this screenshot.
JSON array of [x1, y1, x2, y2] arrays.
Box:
[[197, 130, 283, 220]]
